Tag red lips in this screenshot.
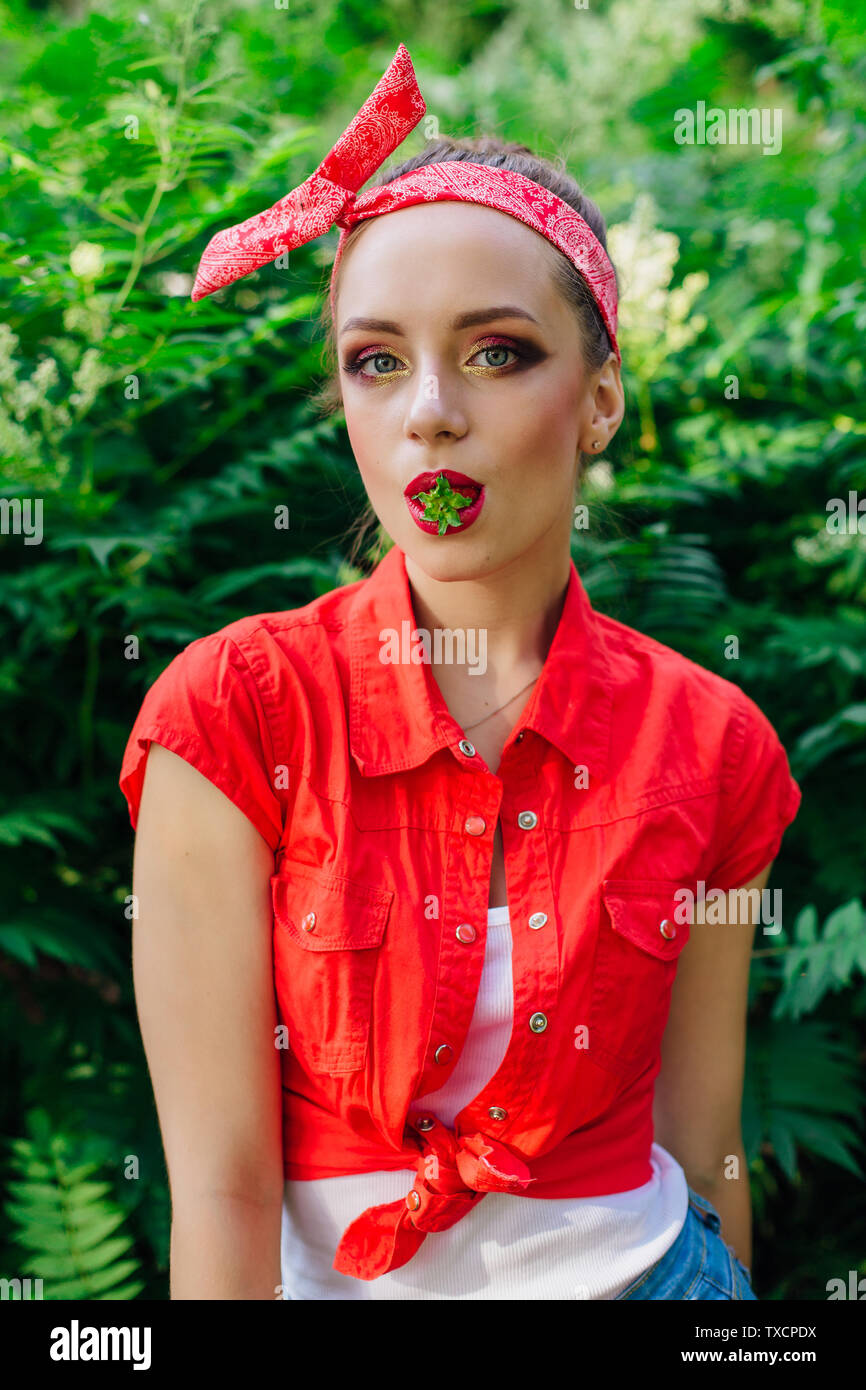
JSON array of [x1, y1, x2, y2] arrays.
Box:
[[403, 469, 482, 498], [404, 469, 486, 536]]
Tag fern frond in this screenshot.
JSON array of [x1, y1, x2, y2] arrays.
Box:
[[3, 1114, 144, 1300], [742, 1019, 865, 1182]]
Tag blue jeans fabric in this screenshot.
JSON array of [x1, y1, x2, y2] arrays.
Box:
[[613, 1185, 758, 1300]]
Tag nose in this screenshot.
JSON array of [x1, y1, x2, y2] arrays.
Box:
[[404, 362, 469, 444]]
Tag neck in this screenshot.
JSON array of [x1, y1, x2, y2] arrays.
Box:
[[403, 539, 571, 683]]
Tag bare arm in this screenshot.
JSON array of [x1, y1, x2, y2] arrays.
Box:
[[132, 741, 284, 1299], [653, 860, 774, 1269]]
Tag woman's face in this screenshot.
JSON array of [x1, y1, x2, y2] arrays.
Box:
[[335, 200, 617, 581]]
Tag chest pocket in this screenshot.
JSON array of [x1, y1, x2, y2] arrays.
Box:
[[586, 879, 691, 1081], [271, 860, 393, 1076]]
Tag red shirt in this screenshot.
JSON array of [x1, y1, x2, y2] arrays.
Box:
[[119, 543, 801, 1281]]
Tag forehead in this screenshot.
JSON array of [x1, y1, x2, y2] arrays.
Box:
[[335, 200, 564, 324]]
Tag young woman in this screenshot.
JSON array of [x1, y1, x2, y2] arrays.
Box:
[[120, 45, 801, 1300]]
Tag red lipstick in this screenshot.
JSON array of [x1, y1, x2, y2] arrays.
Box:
[[404, 469, 486, 535]]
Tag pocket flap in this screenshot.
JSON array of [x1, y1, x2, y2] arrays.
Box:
[[271, 861, 393, 953], [601, 878, 690, 960]]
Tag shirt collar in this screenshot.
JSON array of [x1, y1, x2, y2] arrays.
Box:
[[347, 543, 613, 783]]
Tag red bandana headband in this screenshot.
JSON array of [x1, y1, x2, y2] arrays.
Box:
[[191, 43, 620, 365]]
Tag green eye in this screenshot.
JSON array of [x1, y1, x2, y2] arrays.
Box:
[[342, 350, 407, 379], [474, 346, 515, 367], [464, 340, 527, 373], [362, 353, 400, 374]]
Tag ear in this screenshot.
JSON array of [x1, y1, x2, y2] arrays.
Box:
[[586, 356, 625, 449]]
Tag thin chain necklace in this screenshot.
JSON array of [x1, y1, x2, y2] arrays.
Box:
[[462, 674, 542, 732]]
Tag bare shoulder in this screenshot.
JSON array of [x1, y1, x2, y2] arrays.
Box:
[[137, 742, 275, 868]]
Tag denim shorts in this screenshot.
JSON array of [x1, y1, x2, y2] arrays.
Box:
[[613, 1185, 758, 1300]]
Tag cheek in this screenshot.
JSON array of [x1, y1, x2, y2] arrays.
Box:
[[343, 413, 398, 515], [520, 375, 580, 441], [495, 378, 581, 480], [343, 401, 371, 457], [344, 413, 386, 497], [344, 392, 397, 464]]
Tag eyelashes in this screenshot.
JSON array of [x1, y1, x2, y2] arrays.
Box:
[[340, 336, 544, 383], [340, 348, 409, 381]]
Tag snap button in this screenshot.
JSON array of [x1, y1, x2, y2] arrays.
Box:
[[301, 912, 316, 932], [464, 815, 486, 836], [529, 1012, 548, 1033], [434, 1044, 453, 1065], [414, 1116, 435, 1131], [407, 1189, 421, 1211], [528, 912, 547, 930], [517, 811, 537, 829], [488, 1106, 507, 1121], [659, 919, 677, 940], [458, 739, 476, 757], [456, 922, 477, 944]]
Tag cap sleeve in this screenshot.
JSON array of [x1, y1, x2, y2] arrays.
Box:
[[118, 632, 284, 853], [702, 690, 802, 892]]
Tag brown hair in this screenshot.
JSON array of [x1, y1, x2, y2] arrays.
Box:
[[307, 136, 620, 571]]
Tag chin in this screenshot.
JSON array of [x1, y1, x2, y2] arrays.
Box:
[[400, 528, 509, 584]]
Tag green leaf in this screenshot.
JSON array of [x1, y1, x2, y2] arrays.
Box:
[[409, 474, 476, 534]]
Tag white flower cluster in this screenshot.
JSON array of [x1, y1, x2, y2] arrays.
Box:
[[0, 323, 71, 484], [2, 234, 116, 482], [70, 241, 105, 280], [69, 347, 114, 415], [607, 192, 708, 378]]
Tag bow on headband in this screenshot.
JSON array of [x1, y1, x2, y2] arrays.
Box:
[[191, 43, 621, 365], [190, 45, 426, 304]]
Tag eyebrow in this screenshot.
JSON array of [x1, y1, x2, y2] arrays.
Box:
[[338, 305, 541, 337]]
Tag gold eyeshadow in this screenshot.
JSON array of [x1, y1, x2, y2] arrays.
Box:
[[341, 334, 545, 385]]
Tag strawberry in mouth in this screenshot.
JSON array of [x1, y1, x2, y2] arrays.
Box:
[[404, 470, 486, 536]]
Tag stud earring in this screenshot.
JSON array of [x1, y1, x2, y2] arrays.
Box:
[[592, 440, 602, 450]]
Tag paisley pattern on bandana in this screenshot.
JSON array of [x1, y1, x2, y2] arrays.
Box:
[[190, 42, 620, 362], [190, 44, 427, 302], [331, 162, 620, 361]]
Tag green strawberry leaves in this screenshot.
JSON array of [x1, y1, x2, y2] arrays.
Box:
[[411, 474, 475, 535]]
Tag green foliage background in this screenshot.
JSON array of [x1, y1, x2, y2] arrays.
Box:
[[1, 0, 864, 1300]]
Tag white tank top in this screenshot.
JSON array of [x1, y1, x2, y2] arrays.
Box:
[[280, 904, 689, 1299]]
